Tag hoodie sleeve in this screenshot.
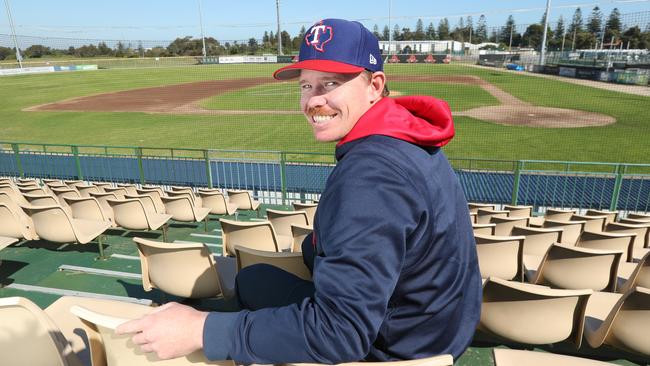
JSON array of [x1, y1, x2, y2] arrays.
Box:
[[210, 150, 423, 364]]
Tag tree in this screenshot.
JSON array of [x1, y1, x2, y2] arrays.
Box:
[[621, 26, 642, 49], [414, 19, 425, 40], [552, 15, 566, 50], [587, 6, 603, 35], [499, 15, 516, 46], [393, 24, 401, 41], [382, 25, 390, 41], [115, 42, 126, 57], [248, 38, 259, 54], [522, 24, 546, 50], [605, 8, 622, 44], [475, 15, 488, 43], [426, 22, 436, 40], [437, 18, 450, 40], [0, 46, 12, 60], [401, 27, 413, 41], [263, 31, 269, 44], [373, 24, 381, 40], [568, 8, 583, 36], [97, 42, 111, 56], [466, 16, 474, 42], [23, 44, 51, 58], [292, 26, 306, 49], [280, 31, 292, 53]]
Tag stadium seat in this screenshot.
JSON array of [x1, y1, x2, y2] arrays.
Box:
[[529, 208, 577, 227], [63, 196, 112, 225], [512, 225, 563, 257], [626, 212, 650, 221], [604, 222, 650, 261], [291, 223, 313, 252], [134, 188, 167, 214], [165, 190, 203, 209], [133, 237, 233, 299], [492, 348, 618, 366], [474, 234, 525, 281], [576, 231, 636, 263], [618, 217, 650, 225], [102, 186, 129, 198], [115, 183, 138, 195], [489, 216, 530, 236], [292, 202, 318, 225], [0, 197, 39, 240], [106, 198, 172, 242], [472, 223, 496, 236], [527, 244, 622, 292], [51, 186, 82, 202], [0, 184, 30, 206], [476, 208, 509, 224], [219, 218, 284, 256], [585, 209, 618, 225], [502, 204, 533, 219], [235, 245, 311, 281], [226, 190, 261, 216], [0, 296, 82, 366], [467, 202, 497, 214], [479, 277, 591, 347], [266, 208, 310, 249], [571, 214, 607, 232], [543, 219, 586, 245], [617, 251, 650, 294], [76, 184, 103, 198], [160, 195, 211, 231], [88, 192, 119, 228], [584, 286, 650, 357], [199, 190, 238, 217], [125, 194, 164, 214], [18, 185, 49, 196], [23, 204, 111, 258]]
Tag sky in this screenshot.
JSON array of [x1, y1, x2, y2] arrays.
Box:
[[1, 0, 649, 44]]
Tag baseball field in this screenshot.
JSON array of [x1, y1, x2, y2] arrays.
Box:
[[1, 63, 648, 163]]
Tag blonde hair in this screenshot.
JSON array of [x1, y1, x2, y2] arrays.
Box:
[[362, 70, 390, 97]]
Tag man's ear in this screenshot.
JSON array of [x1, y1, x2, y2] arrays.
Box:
[[369, 72, 386, 101]]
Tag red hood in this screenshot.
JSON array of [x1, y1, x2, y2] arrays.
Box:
[[337, 96, 455, 147]]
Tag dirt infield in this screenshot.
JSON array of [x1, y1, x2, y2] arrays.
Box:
[[27, 75, 616, 128]]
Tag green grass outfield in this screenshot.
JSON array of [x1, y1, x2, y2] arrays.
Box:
[[1, 63, 648, 163]]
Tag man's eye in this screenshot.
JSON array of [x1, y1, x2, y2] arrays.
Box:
[[324, 81, 338, 87], [301, 84, 312, 90]]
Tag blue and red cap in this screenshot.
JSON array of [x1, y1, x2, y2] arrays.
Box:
[[273, 18, 383, 80]]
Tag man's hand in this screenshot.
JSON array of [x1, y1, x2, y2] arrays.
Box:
[[116, 302, 209, 360]]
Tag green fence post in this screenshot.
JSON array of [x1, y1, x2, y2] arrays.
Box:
[[72, 145, 84, 180], [280, 152, 287, 205], [11, 143, 24, 178], [204, 150, 213, 189], [511, 160, 523, 205], [136, 147, 145, 184], [610, 164, 624, 211]]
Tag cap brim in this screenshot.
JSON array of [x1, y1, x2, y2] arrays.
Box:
[[273, 59, 365, 80]]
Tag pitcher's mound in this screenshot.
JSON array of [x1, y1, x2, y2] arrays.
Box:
[[459, 105, 616, 128]]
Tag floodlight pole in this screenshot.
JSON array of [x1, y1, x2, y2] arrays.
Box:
[[198, 0, 207, 57], [276, 0, 283, 55], [539, 0, 552, 66], [4, 0, 23, 68]]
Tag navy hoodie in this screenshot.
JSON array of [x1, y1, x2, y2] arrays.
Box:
[[203, 96, 482, 364]]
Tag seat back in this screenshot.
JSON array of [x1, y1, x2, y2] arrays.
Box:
[[627, 212, 650, 220], [18, 186, 48, 195], [479, 277, 592, 347], [502, 205, 532, 219], [235, 245, 311, 281], [533, 244, 622, 292], [134, 190, 166, 214], [76, 185, 101, 198], [0, 184, 30, 206], [124, 194, 158, 214], [490, 216, 530, 236], [472, 223, 495, 236], [474, 234, 524, 281], [476, 208, 509, 224], [51, 187, 81, 201], [24, 205, 77, 243], [266, 209, 309, 237], [544, 208, 577, 221], [23, 193, 60, 206], [161, 196, 195, 222], [543, 219, 586, 245], [0, 297, 76, 366], [226, 190, 254, 210], [107, 198, 149, 230], [219, 218, 278, 256], [512, 226, 563, 257], [134, 237, 223, 299], [577, 231, 636, 263], [492, 348, 618, 366], [102, 186, 128, 198], [64, 197, 108, 222], [0, 202, 31, 240], [200, 191, 231, 215], [619, 252, 650, 294], [585, 209, 618, 225], [165, 190, 197, 206], [605, 222, 650, 250], [70, 305, 233, 366], [468, 202, 497, 214], [89, 192, 117, 226], [292, 202, 318, 225], [115, 183, 138, 195], [602, 287, 650, 356], [571, 214, 607, 232]]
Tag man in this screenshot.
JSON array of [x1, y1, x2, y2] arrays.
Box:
[[117, 18, 481, 364]]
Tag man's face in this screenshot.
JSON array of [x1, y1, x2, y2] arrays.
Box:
[[299, 69, 382, 142]]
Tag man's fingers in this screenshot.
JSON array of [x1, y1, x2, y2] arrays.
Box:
[[115, 318, 144, 335], [150, 301, 178, 314], [130, 331, 149, 345]]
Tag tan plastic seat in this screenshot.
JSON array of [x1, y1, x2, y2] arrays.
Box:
[[125, 193, 163, 214], [76, 185, 102, 198], [51, 186, 82, 202], [490, 216, 529, 236], [161, 195, 211, 231], [70, 304, 234, 366], [626, 212, 650, 220], [134, 189, 167, 213], [474, 234, 525, 281], [467, 202, 497, 214], [92, 182, 113, 191], [619, 217, 650, 225], [89, 192, 119, 228], [502, 204, 533, 219], [18, 185, 48, 196], [106, 198, 172, 242], [292, 202, 318, 225], [23, 204, 111, 258], [492, 348, 618, 366], [617, 251, 650, 294], [584, 287, 650, 357], [102, 186, 128, 198], [545, 208, 578, 221], [469, 212, 477, 224], [472, 223, 495, 236], [235, 245, 311, 281], [291, 223, 313, 252], [115, 183, 138, 195], [479, 277, 592, 347], [287, 354, 454, 366], [604, 222, 650, 261], [476, 208, 509, 224], [528, 244, 623, 292], [226, 190, 261, 215], [199, 190, 238, 216], [0, 184, 30, 206], [45, 181, 69, 190], [266, 208, 310, 249], [141, 185, 165, 196], [44, 295, 154, 366], [0, 199, 38, 240], [63, 196, 112, 224], [0, 296, 82, 366], [219, 218, 283, 256], [512, 226, 563, 257], [571, 214, 607, 233], [543, 219, 586, 245], [64, 179, 86, 188], [576, 231, 636, 263], [133, 237, 233, 299], [585, 209, 618, 225]]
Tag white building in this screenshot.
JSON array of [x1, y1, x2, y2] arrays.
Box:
[[379, 40, 498, 54]]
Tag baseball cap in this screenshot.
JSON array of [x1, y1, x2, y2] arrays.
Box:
[[273, 18, 383, 80]]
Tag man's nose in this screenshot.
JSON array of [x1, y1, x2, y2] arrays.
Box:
[[306, 94, 327, 109]]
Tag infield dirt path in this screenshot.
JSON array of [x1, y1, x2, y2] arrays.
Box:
[[27, 74, 616, 128]]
